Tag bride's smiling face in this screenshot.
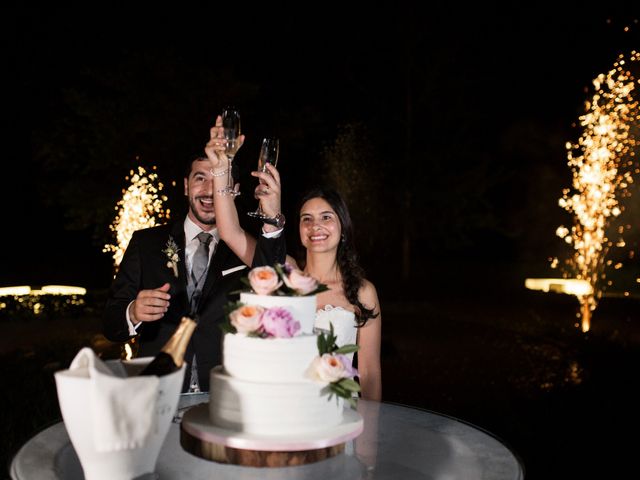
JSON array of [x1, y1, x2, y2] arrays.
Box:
[[299, 197, 342, 254]]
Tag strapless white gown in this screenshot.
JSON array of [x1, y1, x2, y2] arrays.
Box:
[[314, 305, 357, 362]]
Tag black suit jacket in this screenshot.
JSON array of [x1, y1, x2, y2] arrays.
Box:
[[103, 219, 285, 390]]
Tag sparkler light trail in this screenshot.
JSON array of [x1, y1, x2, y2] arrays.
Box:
[[104, 165, 170, 272], [554, 52, 639, 332]]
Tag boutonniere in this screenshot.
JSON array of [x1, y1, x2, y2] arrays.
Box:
[[162, 236, 180, 277]]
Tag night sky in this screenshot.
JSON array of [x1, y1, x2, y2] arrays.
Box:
[[3, 3, 639, 293]]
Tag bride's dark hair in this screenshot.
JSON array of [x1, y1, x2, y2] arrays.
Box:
[[297, 187, 378, 326]]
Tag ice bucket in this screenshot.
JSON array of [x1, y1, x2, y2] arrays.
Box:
[[54, 355, 185, 480]]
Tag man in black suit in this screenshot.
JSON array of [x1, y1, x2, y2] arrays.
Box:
[[103, 131, 286, 391]]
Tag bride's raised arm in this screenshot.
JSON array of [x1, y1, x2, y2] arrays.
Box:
[[204, 116, 284, 266], [204, 115, 256, 265]]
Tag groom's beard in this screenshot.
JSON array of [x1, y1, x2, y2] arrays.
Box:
[[189, 196, 216, 226]]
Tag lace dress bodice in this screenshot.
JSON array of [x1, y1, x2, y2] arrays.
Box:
[[314, 305, 357, 361]]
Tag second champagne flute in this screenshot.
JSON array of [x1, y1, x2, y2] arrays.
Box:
[[219, 106, 241, 196], [247, 137, 279, 219]]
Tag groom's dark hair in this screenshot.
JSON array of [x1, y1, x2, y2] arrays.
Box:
[[184, 154, 208, 179]]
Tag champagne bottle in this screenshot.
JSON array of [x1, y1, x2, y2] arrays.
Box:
[[138, 316, 197, 376]]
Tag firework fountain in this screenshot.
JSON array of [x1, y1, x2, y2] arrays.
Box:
[[551, 52, 639, 332], [103, 165, 170, 271], [103, 165, 170, 359]]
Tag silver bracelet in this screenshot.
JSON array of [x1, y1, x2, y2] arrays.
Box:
[[210, 168, 229, 177]]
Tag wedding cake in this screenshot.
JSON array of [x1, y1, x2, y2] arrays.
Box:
[[208, 265, 360, 437]]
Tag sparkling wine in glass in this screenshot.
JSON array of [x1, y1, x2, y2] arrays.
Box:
[[247, 137, 279, 219], [219, 106, 241, 196]]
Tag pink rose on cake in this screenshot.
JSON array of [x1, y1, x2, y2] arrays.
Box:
[[248, 266, 283, 295], [224, 304, 300, 339], [239, 263, 328, 297], [229, 305, 264, 334], [260, 307, 300, 338], [280, 264, 319, 295]]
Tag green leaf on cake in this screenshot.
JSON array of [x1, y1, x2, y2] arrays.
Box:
[[329, 379, 360, 408], [223, 300, 244, 316], [326, 323, 339, 351], [317, 331, 329, 355], [274, 263, 286, 277], [220, 301, 245, 334], [337, 378, 361, 393], [334, 344, 360, 354], [219, 322, 237, 334], [308, 284, 330, 295]]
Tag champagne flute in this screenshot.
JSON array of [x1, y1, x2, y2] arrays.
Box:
[[218, 106, 241, 196], [247, 137, 279, 219]]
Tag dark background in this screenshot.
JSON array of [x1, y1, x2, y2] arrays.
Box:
[[3, 3, 638, 293], [1, 3, 640, 479]]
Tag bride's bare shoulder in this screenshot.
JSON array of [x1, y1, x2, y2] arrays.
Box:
[[358, 279, 380, 308]]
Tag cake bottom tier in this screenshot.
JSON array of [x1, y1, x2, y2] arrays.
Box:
[[209, 366, 344, 436]]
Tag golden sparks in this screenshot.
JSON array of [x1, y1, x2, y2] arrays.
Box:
[[555, 52, 639, 332], [103, 166, 170, 271]]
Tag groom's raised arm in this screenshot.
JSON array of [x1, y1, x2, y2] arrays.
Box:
[[253, 229, 286, 268]]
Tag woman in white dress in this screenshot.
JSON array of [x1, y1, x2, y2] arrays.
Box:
[[298, 187, 382, 401], [204, 123, 381, 400]]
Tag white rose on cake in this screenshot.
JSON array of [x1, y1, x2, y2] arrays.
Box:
[[304, 323, 361, 407], [306, 353, 356, 383]]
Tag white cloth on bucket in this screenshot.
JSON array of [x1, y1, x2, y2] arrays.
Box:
[[68, 347, 159, 452]]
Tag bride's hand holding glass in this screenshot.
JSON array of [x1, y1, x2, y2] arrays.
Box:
[[248, 137, 280, 220], [204, 115, 245, 182]]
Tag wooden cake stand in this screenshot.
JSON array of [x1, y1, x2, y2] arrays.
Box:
[[180, 403, 364, 467]]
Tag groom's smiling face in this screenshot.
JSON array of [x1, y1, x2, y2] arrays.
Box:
[[184, 158, 216, 229]]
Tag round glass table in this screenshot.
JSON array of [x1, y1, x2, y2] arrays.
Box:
[[11, 396, 524, 479]]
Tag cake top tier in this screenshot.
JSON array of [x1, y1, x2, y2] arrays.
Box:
[[222, 264, 327, 337], [238, 293, 317, 335]]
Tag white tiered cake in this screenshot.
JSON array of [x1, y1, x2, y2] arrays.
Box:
[[181, 265, 363, 466], [209, 293, 345, 436]]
